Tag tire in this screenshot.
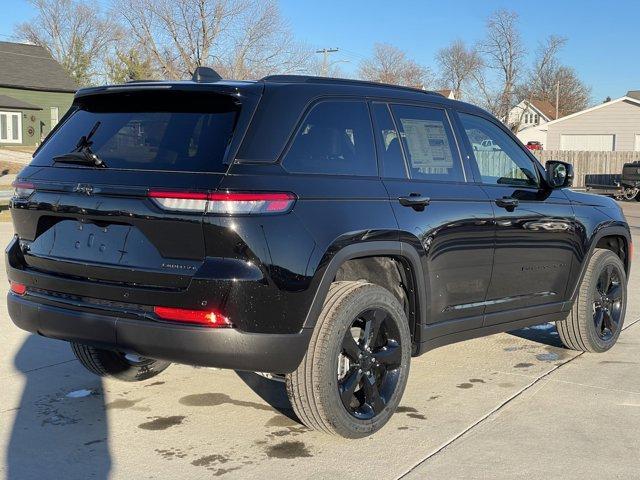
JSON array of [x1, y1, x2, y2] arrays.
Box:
[[622, 187, 639, 201], [556, 249, 627, 353], [71, 342, 171, 382], [286, 281, 411, 438]]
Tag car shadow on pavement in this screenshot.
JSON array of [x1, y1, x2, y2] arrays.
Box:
[[235, 371, 299, 421], [508, 322, 565, 348], [7, 335, 111, 479]]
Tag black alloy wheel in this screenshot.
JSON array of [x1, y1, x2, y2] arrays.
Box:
[[338, 308, 403, 420], [593, 264, 624, 341]]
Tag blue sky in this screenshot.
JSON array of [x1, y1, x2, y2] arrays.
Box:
[[1, 0, 637, 103]]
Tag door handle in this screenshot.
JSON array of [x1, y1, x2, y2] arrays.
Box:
[[398, 194, 431, 211], [495, 196, 519, 210]]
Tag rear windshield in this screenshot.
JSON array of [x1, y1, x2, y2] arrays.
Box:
[[33, 91, 240, 173]]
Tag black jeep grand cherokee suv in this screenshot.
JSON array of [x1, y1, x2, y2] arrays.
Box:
[[7, 71, 631, 438]]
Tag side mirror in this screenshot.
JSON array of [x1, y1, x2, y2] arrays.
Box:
[[545, 160, 574, 189]]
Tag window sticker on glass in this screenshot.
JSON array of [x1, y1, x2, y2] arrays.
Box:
[[399, 119, 453, 170]]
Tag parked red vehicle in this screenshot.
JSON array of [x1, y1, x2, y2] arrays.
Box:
[[526, 141, 543, 151]]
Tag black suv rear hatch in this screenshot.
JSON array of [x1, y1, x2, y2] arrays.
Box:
[[11, 84, 260, 291]]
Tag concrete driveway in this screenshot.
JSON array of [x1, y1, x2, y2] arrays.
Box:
[[1, 202, 639, 480]]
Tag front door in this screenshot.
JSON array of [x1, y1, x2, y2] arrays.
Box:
[[372, 102, 495, 335], [0, 111, 22, 144], [456, 111, 578, 325]]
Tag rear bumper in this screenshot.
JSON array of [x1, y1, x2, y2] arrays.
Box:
[[8, 292, 311, 373]]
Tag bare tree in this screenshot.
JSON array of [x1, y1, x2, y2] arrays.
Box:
[[476, 9, 526, 119], [14, 0, 121, 86], [358, 43, 434, 89], [517, 35, 590, 119], [106, 47, 156, 83], [113, 0, 311, 80], [548, 66, 591, 116], [436, 39, 482, 100]]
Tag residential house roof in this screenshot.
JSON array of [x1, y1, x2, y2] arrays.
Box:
[[0, 41, 77, 93], [627, 90, 640, 100], [0, 94, 42, 110], [542, 96, 640, 127], [529, 99, 558, 121], [436, 89, 456, 99]]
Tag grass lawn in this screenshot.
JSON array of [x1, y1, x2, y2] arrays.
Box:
[[0, 160, 24, 176], [0, 209, 12, 222]]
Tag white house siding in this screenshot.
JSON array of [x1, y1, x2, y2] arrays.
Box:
[[507, 100, 547, 132], [546, 99, 640, 151], [516, 124, 548, 146]]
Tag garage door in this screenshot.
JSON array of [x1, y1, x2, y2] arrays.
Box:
[[560, 134, 614, 151]]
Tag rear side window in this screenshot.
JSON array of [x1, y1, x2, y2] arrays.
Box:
[[391, 105, 464, 182], [283, 100, 376, 176], [32, 91, 240, 173]]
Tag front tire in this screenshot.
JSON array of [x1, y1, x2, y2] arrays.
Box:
[[556, 249, 627, 352], [622, 187, 639, 201], [286, 281, 411, 438], [71, 342, 171, 382]]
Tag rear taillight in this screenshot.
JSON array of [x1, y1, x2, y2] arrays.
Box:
[[12, 181, 35, 199], [153, 306, 232, 327], [10, 281, 26, 295], [206, 192, 295, 214], [148, 190, 296, 215], [148, 190, 209, 212]]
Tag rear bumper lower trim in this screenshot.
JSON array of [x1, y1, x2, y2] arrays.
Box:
[[8, 293, 311, 373]]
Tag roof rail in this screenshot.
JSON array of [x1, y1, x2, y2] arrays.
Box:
[[260, 75, 442, 96], [125, 79, 164, 84]]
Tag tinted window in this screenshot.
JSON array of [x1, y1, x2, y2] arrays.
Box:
[[371, 103, 407, 178], [459, 113, 539, 187], [391, 105, 463, 182], [33, 91, 239, 173], [283, 101, 376, 176]]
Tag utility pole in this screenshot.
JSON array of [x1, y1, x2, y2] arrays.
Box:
[[316, 48, 339, 76], [555, 80, 560, 119]]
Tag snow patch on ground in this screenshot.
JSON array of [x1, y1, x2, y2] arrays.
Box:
[[527, 323, 555, 331], [66, 389, 93, 398]]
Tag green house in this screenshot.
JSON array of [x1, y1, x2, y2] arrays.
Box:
[[0, 41, 76, 147]]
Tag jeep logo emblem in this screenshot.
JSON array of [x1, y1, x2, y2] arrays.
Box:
[[74, 184, 94, 195]]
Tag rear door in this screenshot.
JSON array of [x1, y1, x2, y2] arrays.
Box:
[[455, 111, 578, 325], [373, 102, 495, 334], [12, 87, 253, 292]]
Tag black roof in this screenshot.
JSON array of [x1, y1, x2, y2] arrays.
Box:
[[0, 41, 77, 93]]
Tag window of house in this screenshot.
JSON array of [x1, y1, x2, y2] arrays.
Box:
[[0, 111, 22, 143], [390, 104, 464, 182], [460, 112, 539, 187], [283, 100, 376, 176], [50, 107, 59, 130]]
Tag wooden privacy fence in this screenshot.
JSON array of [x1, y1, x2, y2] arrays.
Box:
[[531, 151, 640, 188]]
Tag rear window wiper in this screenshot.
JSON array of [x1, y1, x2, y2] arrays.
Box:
[[53, 150, 107, 168], [53, 121, 107, 168]]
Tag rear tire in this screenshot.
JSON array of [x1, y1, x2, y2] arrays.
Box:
[[556, 249, 626, 353], [71, 342, 171, 382], [286, 281, 411, 438]]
